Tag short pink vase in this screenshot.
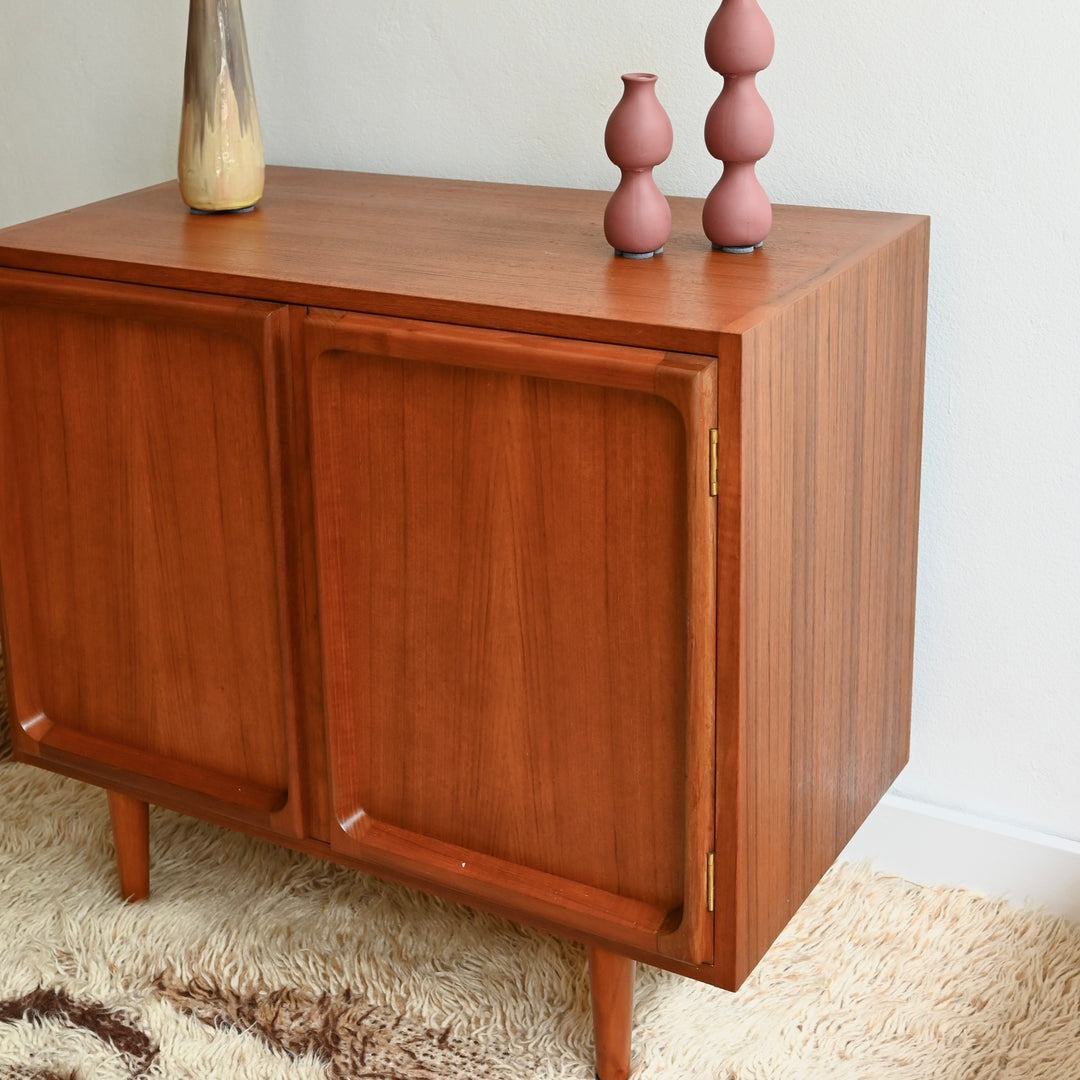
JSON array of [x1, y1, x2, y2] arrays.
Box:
[[702, 0, 775, 252], [603, 73, 673, 258]]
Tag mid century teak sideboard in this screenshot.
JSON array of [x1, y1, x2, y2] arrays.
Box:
[[0, 168, 928, 1079]]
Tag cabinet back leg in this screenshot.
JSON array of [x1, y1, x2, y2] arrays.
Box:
[[106, 791, 150, 902], [588, 945, 635, 1080]]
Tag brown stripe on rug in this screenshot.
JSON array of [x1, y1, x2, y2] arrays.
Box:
[[0, 1068, 76, 1080], [0, 989, 155, 1078], [156, 973, 495, 1080]]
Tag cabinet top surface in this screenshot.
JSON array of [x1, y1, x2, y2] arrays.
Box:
[[0, 166, 926, 354]]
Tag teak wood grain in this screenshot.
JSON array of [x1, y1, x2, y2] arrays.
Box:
[[0, 168, 928, 1072], [0, 272, 305, 836], [0, 166, 925, 357], [306, 311, 716, 965], [716, 220, 929, 981]]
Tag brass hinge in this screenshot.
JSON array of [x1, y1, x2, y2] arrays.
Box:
[[706, 851, 716, 912], [709, 429, 719, 497]]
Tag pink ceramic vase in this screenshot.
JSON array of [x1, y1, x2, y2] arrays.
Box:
[[702, 0, 774, 252], [603, 73, 673, 258]]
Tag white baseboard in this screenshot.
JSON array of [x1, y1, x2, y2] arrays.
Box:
[[838, 793, 1080, 922]]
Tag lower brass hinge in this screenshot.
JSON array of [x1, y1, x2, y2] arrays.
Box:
[[709, 429, 719, 497], [706, 851, 715, 912]]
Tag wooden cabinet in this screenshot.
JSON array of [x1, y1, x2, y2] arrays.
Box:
[[0, 168, 928, 1079]]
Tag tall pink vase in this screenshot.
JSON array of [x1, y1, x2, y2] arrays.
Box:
[[702, 0, 774, 252], [603, 73, 673, 258]]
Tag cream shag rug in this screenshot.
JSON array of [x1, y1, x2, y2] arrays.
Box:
[[2, 681, 1080, 1077]]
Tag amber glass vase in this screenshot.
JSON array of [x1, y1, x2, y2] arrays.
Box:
[[178, 0, 265, 212]]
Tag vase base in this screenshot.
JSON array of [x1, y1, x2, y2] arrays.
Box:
[[614, 246, 663, 259], [188, 204, 258, 215], [712, 241, 764, 254]]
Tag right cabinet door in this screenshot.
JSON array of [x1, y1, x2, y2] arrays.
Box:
[[305, 310, 716, 965]]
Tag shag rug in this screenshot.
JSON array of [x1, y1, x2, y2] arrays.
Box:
[[2, 669, 1080, 1078]]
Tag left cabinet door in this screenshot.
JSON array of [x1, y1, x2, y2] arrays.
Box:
[[0, 270, 303, 836]]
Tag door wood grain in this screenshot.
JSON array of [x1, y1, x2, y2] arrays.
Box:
[[306, 311, 717, 963], [0, 270, 303, 834]]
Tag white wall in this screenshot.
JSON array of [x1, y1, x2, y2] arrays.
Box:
[[2, 3, 1079, 859], [0, 4, 186, 223]]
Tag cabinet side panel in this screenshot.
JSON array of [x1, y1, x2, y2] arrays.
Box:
[[735, 219, 929, 981], [0, 276, 295, 810]]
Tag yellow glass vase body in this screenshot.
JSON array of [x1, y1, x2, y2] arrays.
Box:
[[178, 0, 264, 213]]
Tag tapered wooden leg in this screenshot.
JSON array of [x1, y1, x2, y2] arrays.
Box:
[[588, 945, 635, 1080], [106, 791, 150, 902]]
